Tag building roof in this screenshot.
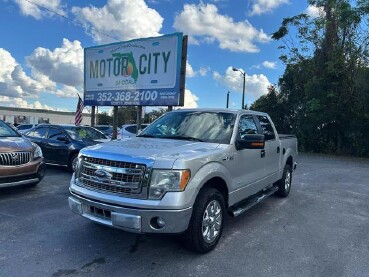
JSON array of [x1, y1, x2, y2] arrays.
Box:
[[0, 106, 90, 116]]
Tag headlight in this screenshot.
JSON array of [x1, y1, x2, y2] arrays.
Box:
[[32, 143, 43, 159], [74, 156, 82, 178], [149, 169, 191, 200]]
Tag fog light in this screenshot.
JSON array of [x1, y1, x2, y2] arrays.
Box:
[[157, 217, 165, 228], [150, 217, 166, 229]]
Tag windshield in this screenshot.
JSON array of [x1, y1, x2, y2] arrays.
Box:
[[64, 126, 107, 141], [0, 121, 20, 137], [139, 111, 236, 144]]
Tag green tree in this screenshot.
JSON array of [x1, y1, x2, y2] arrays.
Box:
[[270, 0, 369, 156], [97, 111, 112, 125], [144, 108, 168, 123]]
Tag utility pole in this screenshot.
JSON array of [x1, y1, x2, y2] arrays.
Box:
[[226, 91, 230, 108], [112, 106, 118, 139], [232, 67, 246, 109]]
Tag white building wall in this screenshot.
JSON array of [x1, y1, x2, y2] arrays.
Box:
[[0, 107, 91, 125]]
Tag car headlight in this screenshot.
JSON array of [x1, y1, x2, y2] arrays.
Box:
[[149, 169, 191, 200], [32, 143, 43, 159], [74, 156, 82, 179]]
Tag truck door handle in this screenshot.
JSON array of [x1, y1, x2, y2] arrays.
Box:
[[261, 150, 266, 158], [277, 147, 280, 153]]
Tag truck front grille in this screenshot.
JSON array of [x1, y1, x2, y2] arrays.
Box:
[[76, 156, 146, 197], [0, 152, 31, 166]]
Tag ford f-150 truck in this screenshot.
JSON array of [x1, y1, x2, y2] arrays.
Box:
[[69, 109, 297, 253]]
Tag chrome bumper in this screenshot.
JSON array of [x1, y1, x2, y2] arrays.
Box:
[[69, 192, 193, 234]]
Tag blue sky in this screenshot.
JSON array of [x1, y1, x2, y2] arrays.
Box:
[[0, 0, 317, 112]]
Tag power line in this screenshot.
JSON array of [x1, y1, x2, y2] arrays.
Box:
[[23, 0, 120, 41]]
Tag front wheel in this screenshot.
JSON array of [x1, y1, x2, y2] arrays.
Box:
[[275, 164, 292, 197], [68, 154, 78, 172], [182, 188, 225, 253]]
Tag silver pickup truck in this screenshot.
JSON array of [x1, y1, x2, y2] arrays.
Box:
[[69, 109, 297, 253]]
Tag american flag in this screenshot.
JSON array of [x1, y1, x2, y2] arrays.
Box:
[[75, 96, 84, 126]]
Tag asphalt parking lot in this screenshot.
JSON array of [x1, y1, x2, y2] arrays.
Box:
[[1, 153, 369, 277]]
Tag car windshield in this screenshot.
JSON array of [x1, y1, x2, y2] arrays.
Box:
[[63, 126, 107, 141], [0, 121, 20, 137], [138, 111, 236, 144]]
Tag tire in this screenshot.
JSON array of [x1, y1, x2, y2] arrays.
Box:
[[68, 154, 78, 172], [182, 188, 225, 253], [275, 164, 292, 197]]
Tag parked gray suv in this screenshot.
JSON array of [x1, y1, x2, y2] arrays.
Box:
[[0, 120, 45, 188]]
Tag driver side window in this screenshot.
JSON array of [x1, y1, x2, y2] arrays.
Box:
[[238, 115, 258, 139], [48, 127, 65, 141]]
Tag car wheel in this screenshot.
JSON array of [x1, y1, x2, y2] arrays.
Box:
[[68, 154, 78, 172], [182, 188, 225, 253], [275, 164, 292, 197]]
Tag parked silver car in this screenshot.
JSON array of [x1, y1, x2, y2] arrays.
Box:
[[120, 124, 148, 139], [69, 109, 298, 253]]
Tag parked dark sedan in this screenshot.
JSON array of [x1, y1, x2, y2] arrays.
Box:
[[25, 124, 109, 171]]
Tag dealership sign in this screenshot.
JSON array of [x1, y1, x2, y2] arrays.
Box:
[[84, 33, 186, 106]]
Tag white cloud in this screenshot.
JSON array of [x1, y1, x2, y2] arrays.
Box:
[[250, 0, 289, 16], [26, 39, 84, 88], [199, 66, 210, 77], [72, 0, 163, 43], [305, 5, 324, 18], [213, 67, 270, 100], [53, 85, 81, 98], [183, 89, 199, 108], [251, 61, 277, 69], [186, 60, 196, 78], [262, 61, 277, 69], [186, 60, 210, 78], [0, 96, 58, 110], [173, 3, 270, 53], [13, 0, 66, 20], [0, 48, 44, 98], [0, 40, 84, 102]]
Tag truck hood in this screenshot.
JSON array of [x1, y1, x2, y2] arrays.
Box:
[[0, 136, 33, 152], [80, 137, 220, 168]]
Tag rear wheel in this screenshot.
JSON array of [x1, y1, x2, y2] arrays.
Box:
[[275, 164, 292, 197], [182, 188, 225, 253]]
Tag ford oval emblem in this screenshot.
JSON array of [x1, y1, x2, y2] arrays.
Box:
[[94, 169, 112, 180]]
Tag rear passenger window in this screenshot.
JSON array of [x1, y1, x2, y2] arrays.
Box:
[[28, 127, 48, 138], [17, 125, 32, 130], [238, 115, 258, 139], [257, 116, 275, 140]]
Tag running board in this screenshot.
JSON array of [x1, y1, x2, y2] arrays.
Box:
[[229, 186, 279, 217]]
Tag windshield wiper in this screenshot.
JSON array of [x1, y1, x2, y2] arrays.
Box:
[[160, 135, 204, 142]]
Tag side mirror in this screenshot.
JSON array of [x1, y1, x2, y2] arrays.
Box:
[[57, 136, 69, 143], [236, 134, 265, 150]]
